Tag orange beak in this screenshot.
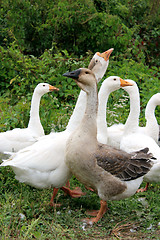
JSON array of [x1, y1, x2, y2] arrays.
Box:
[[120, 78, 133, 87], [96, 48, 114, 61], [49, 85, 59, 91]]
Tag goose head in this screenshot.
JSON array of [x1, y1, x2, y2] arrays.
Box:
[[88, 48, 114, 82], [121, 79, 138, 94], [101, 76, 133, 92], [63, 68, 96, 93], [35, 83, 59, 96]]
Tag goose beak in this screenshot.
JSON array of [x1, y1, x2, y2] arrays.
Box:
[[120, 78, 133, 87], [63, 69, 81, 79], [96, 48, 114, 61], [49, 85, 59, 91]]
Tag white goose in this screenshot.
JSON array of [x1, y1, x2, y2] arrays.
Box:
[[138, 92, 160, 143], [102, 80, 160, 192], [107, 81, 160, 148], [97, 78, 135, 144], [1, 49, 113, 204], [0, 83, 58, 153], [63, 68, 153, 224], [117, 84, 160, 192]]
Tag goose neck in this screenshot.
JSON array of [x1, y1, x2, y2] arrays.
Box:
[[145, 98, 157, 121], [145, 98, 159, 141], [28, 91, 43, 133], [80, 85, 98, 136], [97, 86, 111, 140], [66, 90, 86, 132], [124, 85, 140, 134]]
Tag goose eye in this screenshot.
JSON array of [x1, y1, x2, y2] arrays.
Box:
[[113, 78, 116, 81], [43, 84, 46, 87], [95, 60, 98, 62]]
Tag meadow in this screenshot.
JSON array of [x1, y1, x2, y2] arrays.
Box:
[[0, 62, 160, 238], [0, 155, 160, 239]]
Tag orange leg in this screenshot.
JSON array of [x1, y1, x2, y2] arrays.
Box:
[[50, 182, 86, 207], [61, 186, 86, 198], [62, 180, 86, 198], [50, 188, 61, 207], [85, 210, 99, 216], [82, 200, 108, 225], [85, 186, 94, 192], [137, 182, 149, 193], [86, 203, 109, 216]]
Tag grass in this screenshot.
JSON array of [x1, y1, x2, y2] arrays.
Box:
[[0, 160, 160, 239], [0, 86, 160, 239]]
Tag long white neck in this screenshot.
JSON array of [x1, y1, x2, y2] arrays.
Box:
[[66, 90, 86, 132], [80, 85, 98, 137], [97, 84, 111, 144], [123, 84, 140, 135], [145, 96, 159, 142], [28, 90, 44, 136]]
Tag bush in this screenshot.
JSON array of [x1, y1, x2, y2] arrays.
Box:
[[0, 47, 159, 134], [0, 44, 92, 133], [1, 0, 159, 65]]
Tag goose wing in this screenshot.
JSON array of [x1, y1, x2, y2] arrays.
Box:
[[95, 144, 153, 181]]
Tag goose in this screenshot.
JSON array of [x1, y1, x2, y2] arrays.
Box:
[[111, 82, 160, 192], [107, 81, 160, 149], [0, 83, 59, 153], [118, 89, 160, 192], [138, 92, 160, 143], [63, 68, 153, 224], [104, 80, 160, 192], [66, 49, 113, 132], [97, 78, 132, 144], [106, 80, 140, 149], [1, 49, 113, 205]]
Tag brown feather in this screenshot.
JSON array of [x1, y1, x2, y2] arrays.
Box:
[[96, 144, 153, 181]]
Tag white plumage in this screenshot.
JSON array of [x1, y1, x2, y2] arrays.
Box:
[[107, 81, 160, 148], [138, 92, 160, 143], [0, 83, 58, 153], [1, 49, 113, 200]]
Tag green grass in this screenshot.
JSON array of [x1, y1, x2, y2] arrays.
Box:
[[0, 162, 160, 239], [0, 75, 160, 239]]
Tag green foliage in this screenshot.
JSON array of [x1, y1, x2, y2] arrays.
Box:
[[0, 0, 159, 65], [0, 43, 89, 99], [0, 44, 159, 134], [0, 0, 55, 55], [0, 45, 92, 133]]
